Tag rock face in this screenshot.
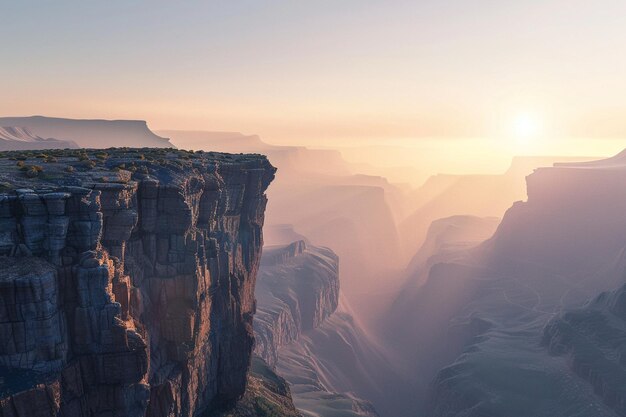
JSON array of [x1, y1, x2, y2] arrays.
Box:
[[418, 152, 626, 416], [207, 356, 301, 417], [0, 148, 275, 417], [253, 240, 339, 367], [253, 240, 404, 417], [543, 283, 626, 416]]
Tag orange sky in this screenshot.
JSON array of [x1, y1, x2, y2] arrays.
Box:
[[3, 1, 626, 156]]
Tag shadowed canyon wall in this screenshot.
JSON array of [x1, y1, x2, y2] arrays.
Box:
[[388, 151, 626, 416]]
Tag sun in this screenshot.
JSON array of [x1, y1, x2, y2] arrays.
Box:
[[511, 113, 542, 143]]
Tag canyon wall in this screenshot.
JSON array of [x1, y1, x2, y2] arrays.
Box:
[[0, 148, 275, 417], [421, 154, 626, 416], [253, 240, 407, 417], [542, 283, 626, 416], [253, 240, 339, 367]]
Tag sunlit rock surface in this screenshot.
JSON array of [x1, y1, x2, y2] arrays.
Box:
[[0, 148, 275, 417]]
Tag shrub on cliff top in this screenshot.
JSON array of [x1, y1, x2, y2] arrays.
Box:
[[25, 166, 42, 178], [80, 159, 96, 169]]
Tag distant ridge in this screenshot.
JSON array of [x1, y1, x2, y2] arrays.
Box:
[[0, 116, 173, 148], [0, 126, 78, 150]]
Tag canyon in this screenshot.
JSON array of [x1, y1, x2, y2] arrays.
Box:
[[254, 239, 404, 417], [1, 117, 624, 417], [390, 152, 626, 416]]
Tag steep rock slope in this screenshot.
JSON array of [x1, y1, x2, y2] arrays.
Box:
[[542, 283, 626, 417], [416, 152, 626, 416], [164, 129, 402, 325], [277, 309, 399, 417], [0, 148, 275, 417], [399, 156, 598, 262], [254, 241, 407, 417], [254, 241, 339, 367], [0, 126, 78, 150], [208, 356, 301, 417], [0, 116, 173, 148]]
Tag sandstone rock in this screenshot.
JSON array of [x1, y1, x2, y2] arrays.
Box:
[[254, 240, 339, 367], [0, 148, 275, 417]]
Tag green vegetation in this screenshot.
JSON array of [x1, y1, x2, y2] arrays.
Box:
[[252, 396, 289, 417], [79, 159, 96, 169], [0, 148, 268, 192], [0, 182, 14, 192]]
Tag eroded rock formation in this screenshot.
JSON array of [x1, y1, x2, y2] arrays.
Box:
[[0, 148, 275, 417], [543, 283, 626, 416], [253, 240, 339, 367]]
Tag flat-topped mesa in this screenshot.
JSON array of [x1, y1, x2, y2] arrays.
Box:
[[0, 148, 276, 417], [487, 153, 626, 277]]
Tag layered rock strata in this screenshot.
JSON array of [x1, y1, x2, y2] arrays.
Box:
[[421, 153, 626, 416], [253, 241, 339, 367], [0, 148, 275, 417]]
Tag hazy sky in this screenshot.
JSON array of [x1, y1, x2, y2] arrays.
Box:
[[3, 1, 626, 146]]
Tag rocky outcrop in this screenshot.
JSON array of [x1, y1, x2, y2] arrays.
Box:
[[0, 148, 275, 417], [253, 241, 339, 367], [252, 240, 404, 417], [543, 283, 626, 416], [207, 356, 301, 417]]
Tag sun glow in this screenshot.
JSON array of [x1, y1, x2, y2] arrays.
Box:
[[512, 113, 542, 139]]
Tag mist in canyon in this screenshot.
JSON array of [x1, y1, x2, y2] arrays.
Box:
[[1, 117, 626, 417], [162, 128, 626, 417], [5, 2, 626, 417]]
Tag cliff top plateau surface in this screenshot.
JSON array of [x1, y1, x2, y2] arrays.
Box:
[[0, 147, 274, 192]]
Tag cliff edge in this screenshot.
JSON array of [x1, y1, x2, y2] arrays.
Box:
[[0, 148, 275, 417]]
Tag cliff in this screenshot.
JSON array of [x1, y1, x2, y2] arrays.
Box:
[[162, 129, 402, 325], [253, 240, 339, 367], [208, 356, 301, 417], [0, 148, 275, 417], [253, 240, 409, 417], [419, 152, 626, 416], [490, 161, 626, 278], [543, 283, 626, 416]]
